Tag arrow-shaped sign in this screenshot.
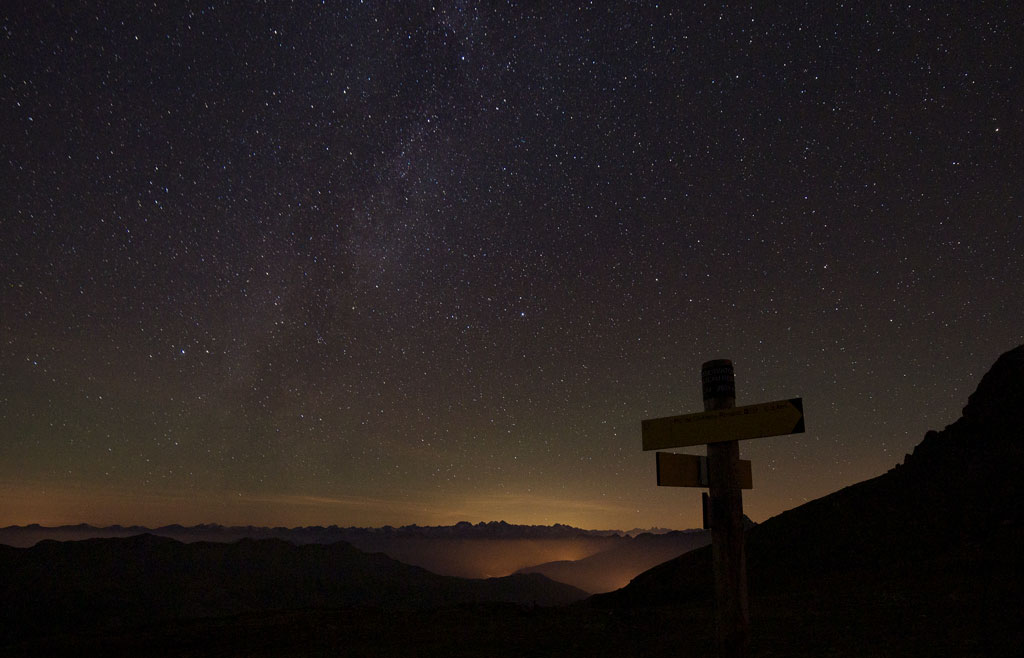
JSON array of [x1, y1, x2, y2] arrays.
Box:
[[642, 397, 804, 451]]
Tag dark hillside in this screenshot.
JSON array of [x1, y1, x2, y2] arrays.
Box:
[[0, 534, 586, 645]]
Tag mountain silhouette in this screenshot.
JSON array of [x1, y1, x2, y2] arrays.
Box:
[[0, 520, 630, 549], [0, 533, 587, 645], [0, 521, 628, 579]]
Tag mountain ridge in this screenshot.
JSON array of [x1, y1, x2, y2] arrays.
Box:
[[0, 532, 588, 645], [0, 520, 680, 548], [0, 521, 700, 584]]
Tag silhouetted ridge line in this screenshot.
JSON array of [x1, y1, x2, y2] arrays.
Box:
[[0, 520, 644, 549]]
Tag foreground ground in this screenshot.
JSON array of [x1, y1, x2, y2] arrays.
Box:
[[4, 574, 1020, 658]]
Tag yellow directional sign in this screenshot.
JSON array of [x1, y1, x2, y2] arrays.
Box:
[[656, 452, 753, 489], [642, 398, 804, 451]]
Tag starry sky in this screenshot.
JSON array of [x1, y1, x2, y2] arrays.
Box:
[[2, 2, 1022, 531]]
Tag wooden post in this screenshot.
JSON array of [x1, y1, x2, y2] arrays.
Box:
[[702, 359, 750, 658]]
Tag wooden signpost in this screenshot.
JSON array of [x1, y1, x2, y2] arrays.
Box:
[[642, 360, 805, 658]]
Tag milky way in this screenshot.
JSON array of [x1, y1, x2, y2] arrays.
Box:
[[2, 2, 1021, 529]]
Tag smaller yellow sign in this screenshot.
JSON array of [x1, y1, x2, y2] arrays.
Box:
[[656, 452, 753, 489]]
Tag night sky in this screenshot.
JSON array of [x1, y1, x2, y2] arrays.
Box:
[[2, 2, 1021, 531]]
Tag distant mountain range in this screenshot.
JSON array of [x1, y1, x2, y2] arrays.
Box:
[[0, 520, 676, 549], [0, 521, 703, 588], [0, 533, 588, 645]]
